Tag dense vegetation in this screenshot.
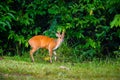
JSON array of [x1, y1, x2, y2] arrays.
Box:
[[0, 0, 120, 62]]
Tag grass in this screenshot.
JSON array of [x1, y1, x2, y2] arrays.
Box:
[[0, 56, 120, 80]]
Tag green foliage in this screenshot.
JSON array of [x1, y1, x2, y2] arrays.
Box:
[[8, 31, 28, 47], [0, 4, 15, 31], [110, 14, 120, 28], [0, 0, 120, 62]]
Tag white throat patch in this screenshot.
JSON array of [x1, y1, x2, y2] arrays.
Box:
[[53, 40, 63, 50]]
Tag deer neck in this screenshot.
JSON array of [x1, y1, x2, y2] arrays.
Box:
[[53, 39, 63, 50]]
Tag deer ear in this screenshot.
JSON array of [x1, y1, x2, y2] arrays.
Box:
[[57, 31, 60, 34], [56, 32, 60, 37]]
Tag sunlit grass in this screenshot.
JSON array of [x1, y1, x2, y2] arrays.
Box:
[[0, 56, 120, 80]]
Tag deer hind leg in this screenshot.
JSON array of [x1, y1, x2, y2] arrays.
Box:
[[30, 48, 38, 62], [53, 51, 57, 61]]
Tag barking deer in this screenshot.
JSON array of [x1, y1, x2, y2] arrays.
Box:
[[28, 31, 65, 63]]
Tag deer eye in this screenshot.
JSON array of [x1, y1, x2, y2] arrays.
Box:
[[59, 36, 62, 39]]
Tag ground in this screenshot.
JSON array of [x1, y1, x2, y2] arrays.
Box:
[[0, 56, 120, 80]]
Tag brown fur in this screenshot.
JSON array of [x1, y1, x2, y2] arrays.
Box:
[[28, 31, 65, 63]]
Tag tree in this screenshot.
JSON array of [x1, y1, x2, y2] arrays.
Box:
[[0, 0, 119, 62]]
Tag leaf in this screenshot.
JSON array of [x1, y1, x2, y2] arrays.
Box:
[[5, 5, 10, 11], [85, 38, 96, 48], [0, 21, 6, 26], [90, 10, 93, 15], [7, 13, 16, 20], [8, 31, 15, 39], [48, 5, 59, 15], [48, 9, 58, 15], [96, 31, 105, 39], [6, 21, 11, 29], [110, 14, 120, 28]]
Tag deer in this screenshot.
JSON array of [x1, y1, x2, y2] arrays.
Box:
[[28, 31, 65, 63]]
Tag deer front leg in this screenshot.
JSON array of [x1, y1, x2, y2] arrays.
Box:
[[49, 49, 53, 63], [53, 51, 57, 61]]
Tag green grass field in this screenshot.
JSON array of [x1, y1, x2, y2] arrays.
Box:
[[0, 56, 120, 80]]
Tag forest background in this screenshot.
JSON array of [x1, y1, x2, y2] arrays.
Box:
[[0, 0, 120, 62]]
